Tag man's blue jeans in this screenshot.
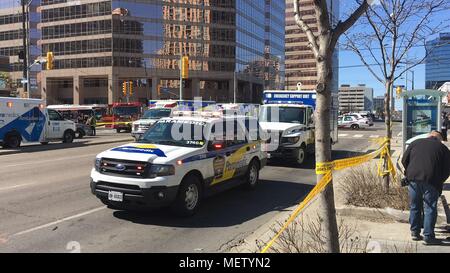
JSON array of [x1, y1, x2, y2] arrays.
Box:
[[409, 181, 439, 239]]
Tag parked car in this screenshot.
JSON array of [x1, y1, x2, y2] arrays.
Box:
[[338, 115, 370, 130], [347, 113, 374, 126]]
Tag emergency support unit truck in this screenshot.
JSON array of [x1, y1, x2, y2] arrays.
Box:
[[259, 90, 338, 165], [91, 111, 267, 216], [0, 97, 76, 148]]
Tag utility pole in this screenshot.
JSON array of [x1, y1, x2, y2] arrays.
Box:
[[21, 0, 28, 98]]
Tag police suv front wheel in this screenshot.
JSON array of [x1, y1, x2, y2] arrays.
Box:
[[243, 159, 260, 190], [172, 175, 202, 216]]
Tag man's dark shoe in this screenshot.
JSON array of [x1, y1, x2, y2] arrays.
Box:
[[423, 237, 442, 246], [411, 232, 423, 241]]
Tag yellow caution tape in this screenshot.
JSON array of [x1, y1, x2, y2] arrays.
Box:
[[315, 162, 335, 174], [95, 122, 132, 127], [261, 171, 333, 254], [261, 137, 396, 253]]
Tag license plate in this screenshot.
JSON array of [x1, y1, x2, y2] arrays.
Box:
[[108, 191, 123, 202]]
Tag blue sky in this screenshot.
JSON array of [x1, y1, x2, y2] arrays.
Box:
[[337, 3, 449, 110]]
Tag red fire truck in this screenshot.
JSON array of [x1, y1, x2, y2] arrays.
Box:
[[103, 102, 143, 133]]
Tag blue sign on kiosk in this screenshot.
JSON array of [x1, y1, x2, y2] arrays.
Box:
[[401, 89, 446, 151]]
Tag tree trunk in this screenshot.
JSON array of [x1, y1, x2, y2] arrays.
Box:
[[391, 85, 396, 114], [384, 81, 393, 192], [315, 53, 340, 253]]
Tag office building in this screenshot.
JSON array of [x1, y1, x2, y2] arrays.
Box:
[[0, 0, 41, 98], [339, 84, 374, 113], [373, 96, 385, 112], [285, 0, 339, 92], [426, 33, 450, 89], [39, 0, 285, 105]]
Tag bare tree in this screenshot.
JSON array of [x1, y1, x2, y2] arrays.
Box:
[[344, 0, 449, 191], [292, 0, 372, 253]]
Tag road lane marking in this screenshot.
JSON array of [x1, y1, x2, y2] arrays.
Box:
[[0, 153, 97, 169], [370, 135, 380, 138], [354, 135, 364, 138], [0, 184, 33, 192], [12, 206, 107, 237], [339, 134, 349, 137]]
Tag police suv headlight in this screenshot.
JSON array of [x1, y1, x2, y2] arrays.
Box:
[[148, 164, 175, 178], [95, 158, 102, 171]]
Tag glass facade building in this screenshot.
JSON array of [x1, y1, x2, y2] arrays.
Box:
[[264, 0, 285, 90], [426, 33, 450, 90], [0, 0, 41, 98], [39, 0, 285, 104]]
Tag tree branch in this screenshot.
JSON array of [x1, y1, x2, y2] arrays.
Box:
[[293, 0, 320, 58], [344, 33, 385, 84], [331, 0, 371, 48]]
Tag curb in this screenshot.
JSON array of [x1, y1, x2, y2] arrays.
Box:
[[0, 138, 132, 156], [336, 205, 447, 224]]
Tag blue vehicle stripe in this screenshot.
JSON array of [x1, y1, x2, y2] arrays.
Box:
[[111, 146, 167, 157], [0, 107, 46, 142]]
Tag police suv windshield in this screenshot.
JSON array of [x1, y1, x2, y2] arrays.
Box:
[[142, 108, 172, 119], [138, 119, 206, 148], [259, 106, 306, 124]]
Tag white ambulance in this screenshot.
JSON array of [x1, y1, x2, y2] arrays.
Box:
[[91, 112, 267, 216], [0, 97, 76, 148]]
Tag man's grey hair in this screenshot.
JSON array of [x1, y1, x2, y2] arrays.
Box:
[[429, 130, 443, 141]]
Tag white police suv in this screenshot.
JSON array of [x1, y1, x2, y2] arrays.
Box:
[[91, 112, 267, 216]]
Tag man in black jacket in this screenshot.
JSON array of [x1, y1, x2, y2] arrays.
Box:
[[402, 131, 450, 245], [442, 115, 450, 141]]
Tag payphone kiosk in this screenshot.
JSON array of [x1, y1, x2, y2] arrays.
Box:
[[401, 89, 446, 151]]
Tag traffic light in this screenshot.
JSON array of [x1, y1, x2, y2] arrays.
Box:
[[181, 56, 189, 79], [129, 81, 134, 96], [396, 86, 403, 97], [46, 52, 54, 70], [122, 81, 128, 96]]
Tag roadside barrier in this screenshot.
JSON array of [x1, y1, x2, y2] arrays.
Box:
[[261, 137, 396, 253]]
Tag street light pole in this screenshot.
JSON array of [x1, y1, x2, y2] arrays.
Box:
[[179, 56, 183, 100], [21, 0, 28, 98]]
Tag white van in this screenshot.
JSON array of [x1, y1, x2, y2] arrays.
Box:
[[0, 97, 76, 148]]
